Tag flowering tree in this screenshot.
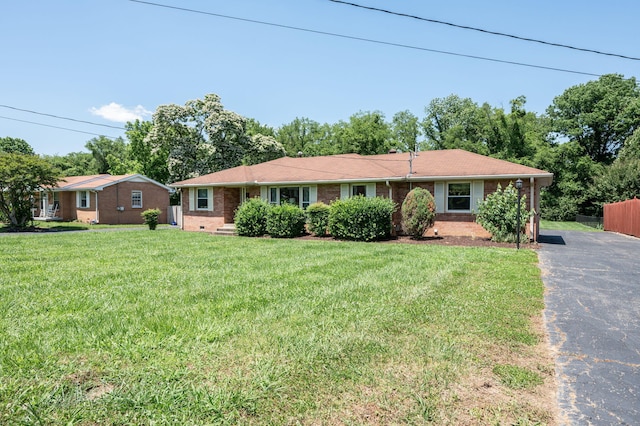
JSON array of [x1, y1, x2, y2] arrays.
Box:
[[145, 94, 284, 183]]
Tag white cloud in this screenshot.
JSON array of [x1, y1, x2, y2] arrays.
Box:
[[89, 102, 152, 123]]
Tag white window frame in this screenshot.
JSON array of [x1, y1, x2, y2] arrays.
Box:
[[76, 190, 90, 209], [446, 182, 472, 212], [188, 187, 214, 212], [266, 185, 316, 209], [196, 188, 209, 211], [131, 190, 143, 209], [340, 183, 376, 199]]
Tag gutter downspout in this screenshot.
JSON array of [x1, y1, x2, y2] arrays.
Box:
[[93, 191, 99, 223], [530, 177, 535, 241]]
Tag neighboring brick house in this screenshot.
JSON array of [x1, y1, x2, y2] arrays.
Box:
[[170, 149, 553, 240], [34, 174, 173, 225]]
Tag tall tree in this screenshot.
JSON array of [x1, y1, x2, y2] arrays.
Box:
[[125, 120, 169, 183], [41, 152, 97, 176], [0, 137, 35, 155], [85, 136, 128, 174], [422, 95, 489, 154], [0, 152, 60, 229], [276, 117, 334, 156], [145, 93, 284, 183], [547, 74, 640, 164], [391, 110, 422, 152], [336, 111, 391, 155]]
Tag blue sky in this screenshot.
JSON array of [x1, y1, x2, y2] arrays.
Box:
[[1, 0, 638, 156]]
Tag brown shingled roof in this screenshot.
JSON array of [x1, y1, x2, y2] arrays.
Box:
[[53, 174, 173, 191], [171, 149, 553, 187]]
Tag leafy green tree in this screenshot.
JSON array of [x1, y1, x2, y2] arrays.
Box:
[[245, 118, 276, 138], [335, 111, 391, 155], [275, 117, 334, 156], [85, 136, 128, 174], [126, 120, 169, 183], [244, 134, 286, 165], [0, 152, 60, 229], [0, 137, 35, 155], [41, 152, 98, 176], [391, 110, 422, 152], [422, 95, 489, 154], [547, 74, 640, 164], [590, 159, 640, 214]]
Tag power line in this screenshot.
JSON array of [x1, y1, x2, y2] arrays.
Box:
[[128, 0, 601, 77], [0, 115, 121, 139], [329, 0, 640, 61], [0, 104, 124, 130]]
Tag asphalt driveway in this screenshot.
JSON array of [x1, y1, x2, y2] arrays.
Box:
[[538, 230, 640, 425]]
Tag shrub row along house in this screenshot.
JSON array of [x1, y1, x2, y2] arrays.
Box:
[[171, 149, 553, 241], [33, 174, 172, 225]]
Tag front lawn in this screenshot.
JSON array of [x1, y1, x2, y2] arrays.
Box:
[[540, 219, 602, 232], [0, 230, 555, 424]]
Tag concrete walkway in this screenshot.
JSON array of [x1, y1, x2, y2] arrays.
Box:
[[538, 230, 640, 425]]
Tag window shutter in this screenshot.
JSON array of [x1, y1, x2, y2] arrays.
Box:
[[472, 181, 484, 212], [76, 191, 80, 208], [260, 186, 268, 201], [366, 183, 376, 198], [309, 186, 317, 204], [340, 184, 349, 199], [434, 182, 445, 213], [207, 188, 214, 211], [189, 188, 195, 211]]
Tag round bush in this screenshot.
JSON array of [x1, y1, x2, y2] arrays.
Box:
[[306, 202, 330, 236], [328, 196, 396, 242], [401, 187, 436, 238], [266, 203, 306, 238], [234, 198, 271, 237]]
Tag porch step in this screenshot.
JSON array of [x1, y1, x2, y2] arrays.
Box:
[[213, 223, 237, 236]]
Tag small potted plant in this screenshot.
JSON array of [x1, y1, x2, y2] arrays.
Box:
[[141, 208, 161, 230]]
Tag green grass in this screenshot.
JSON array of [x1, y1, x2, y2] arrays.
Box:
[[0, 230, 551, 424], [492, 364, 544, 390], [539, 219, 602, 232], [0, 221, 174, 233]]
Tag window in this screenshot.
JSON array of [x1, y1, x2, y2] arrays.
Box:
[[131, 191, 142, 208], [76, 190, 90, 208], [447, 182, 471, 211], [352, 185, 366, 197], [197, 188, 209, 210], [268, 186, 315, 208]]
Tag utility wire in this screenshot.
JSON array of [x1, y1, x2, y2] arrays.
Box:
[[329, 0, 640, 61], [128, 0, 601, 77], [0, 115, 121, 139], [0, 104, 124, 130]]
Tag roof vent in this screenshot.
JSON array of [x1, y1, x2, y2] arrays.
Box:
[[388, 149, 397, 154], [297, 151, 303, 157]]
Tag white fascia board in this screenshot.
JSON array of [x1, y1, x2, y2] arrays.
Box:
[[408, 173, 553, 186]]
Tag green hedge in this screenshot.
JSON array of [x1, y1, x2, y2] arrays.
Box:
[[476, 183, 528, 243], [267, 204, 306, 238], [306, 202, 330, 236], [328, 196, 396, 242], [234, 198, 271, 237]]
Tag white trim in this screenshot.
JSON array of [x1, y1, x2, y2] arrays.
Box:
[[76, 190, 90, 209]]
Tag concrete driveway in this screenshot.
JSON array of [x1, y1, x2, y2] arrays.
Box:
[[538, 230, 640, 425]]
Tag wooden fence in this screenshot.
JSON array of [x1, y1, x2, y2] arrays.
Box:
[[603, 198, 640, 238]]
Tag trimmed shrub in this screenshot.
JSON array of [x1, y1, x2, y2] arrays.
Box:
[[266, 203, 306, 238], [306, 202, 330, 236], [328, 195, 396, 242], [141, 208, 161, 230], [476, 183, 528, 243], [401, 187, 436, 239], [234, 198, 271, 237]]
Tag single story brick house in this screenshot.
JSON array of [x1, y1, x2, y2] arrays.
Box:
[[34, 174, 173, 225], [170, 149, 553, 240]]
